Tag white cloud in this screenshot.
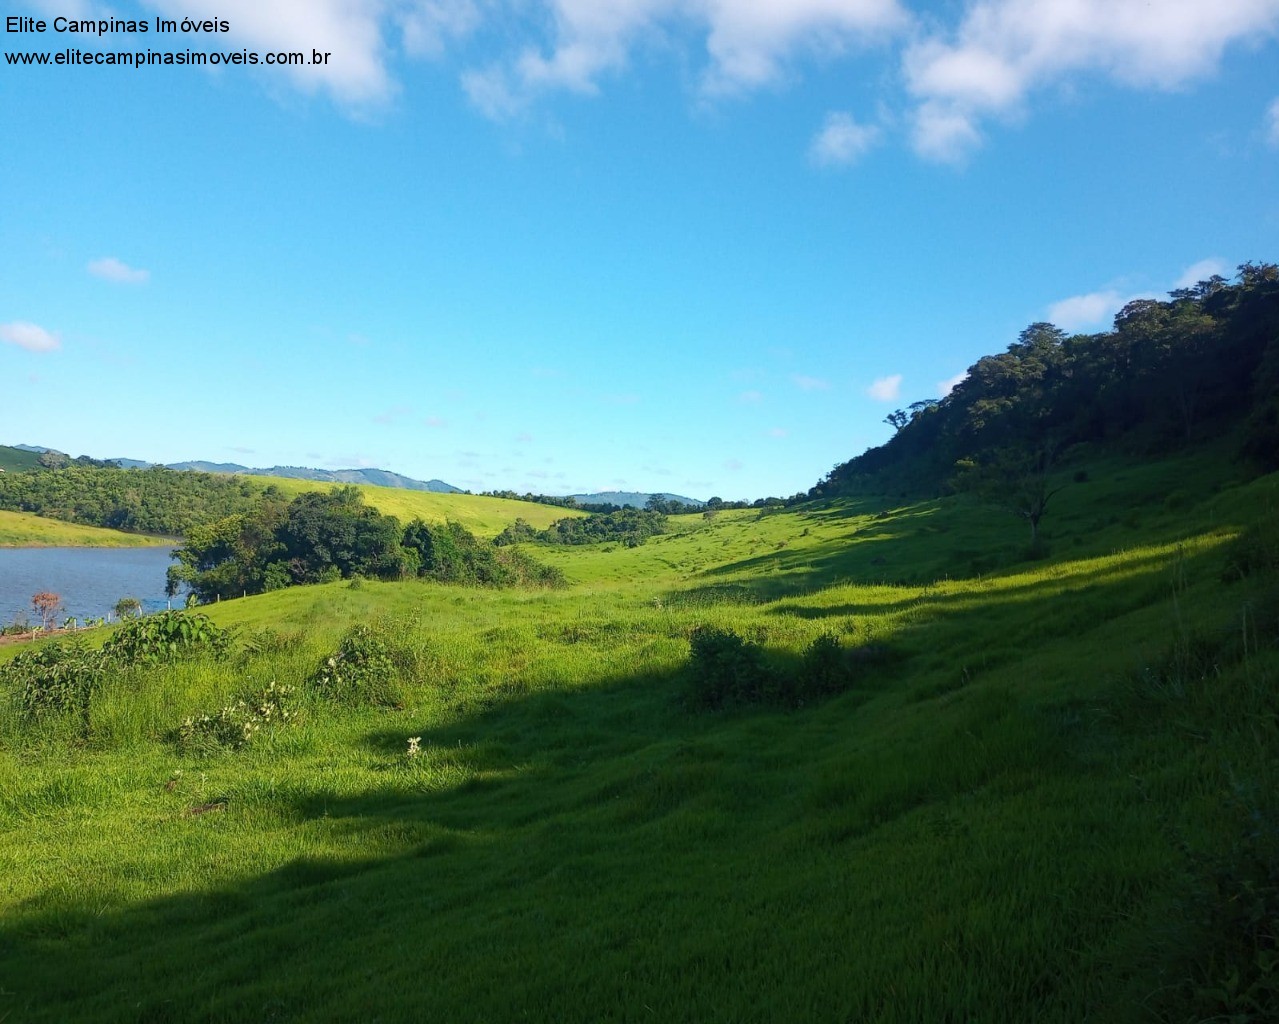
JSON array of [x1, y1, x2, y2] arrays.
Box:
[[866, 373, 902, 401], [937, 371, 966, 396], [910, 100, 983, 164], [792, 373, 830, 391], [738, 389, 764, 403], [1047, 289, 1127, 332], [1175, 257, 1228, 289], [767, 427, 789, 437], [0, 321, 61, 352], [809, 111, 882, 166], [1268, 97, 1279, 145], [146, 0, 405, 107], [88, 257, 149, 284], [723, 457, 744, 471], [470, 0, 909, 118], [904, 0, 1279, 161]]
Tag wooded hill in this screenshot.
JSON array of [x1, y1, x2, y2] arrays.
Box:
[[813, 262, 1279, 499]]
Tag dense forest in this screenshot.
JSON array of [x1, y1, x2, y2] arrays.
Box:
[[813, 262, 1279, 499], [170, 486, 562, 602], [0, 465, 268, 535]]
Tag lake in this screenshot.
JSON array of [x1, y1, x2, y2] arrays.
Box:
[[0, 547, 179, 627]]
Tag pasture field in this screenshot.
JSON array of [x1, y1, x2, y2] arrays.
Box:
[[0, 447, 42, 474], [0, 447, 1276, 1022], [0, 509, 171, 548], [254, 476, 587, 537]]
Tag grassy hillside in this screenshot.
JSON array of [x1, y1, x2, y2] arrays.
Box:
[[256, 475, 586, 536], [0, 446, 41, 473], [0, 510, 171, 547], [0, 446, 1276, 1022]]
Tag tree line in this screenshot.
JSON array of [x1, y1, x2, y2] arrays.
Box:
[[0, 465, 267, 535]]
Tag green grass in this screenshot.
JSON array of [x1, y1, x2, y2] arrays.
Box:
[[0, 446, 42, 473], [1, 445, 1276, 1022], [0, 509, 171, 547], [254, 476, 587, 537]]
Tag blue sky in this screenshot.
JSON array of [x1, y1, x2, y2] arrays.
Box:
[[3, 0, 1278, 500]]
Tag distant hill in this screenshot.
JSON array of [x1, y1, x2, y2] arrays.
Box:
[[158, 462, 463, 493], [568, 491, 703, 508], [0, 446, 43, 473]]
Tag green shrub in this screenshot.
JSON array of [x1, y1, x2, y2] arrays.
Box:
[[685, 625, 777, 710], [101, 610, 235, 665], [797, 632, 850, 702], [2, 637, 105, 720], [176, 680, 296, 755], [309, 624, 397, 704]]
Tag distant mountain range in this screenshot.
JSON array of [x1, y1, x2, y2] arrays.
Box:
[[6, 445, 704, 506], [6, 445, 462, 493], [568, 491, 703, 508]]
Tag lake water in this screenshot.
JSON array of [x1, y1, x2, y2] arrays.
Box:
[[0, 547, 179, 627]]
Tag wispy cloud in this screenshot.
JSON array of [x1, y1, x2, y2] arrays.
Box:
[[809, 111, 882, 166], [792, 374, 830, 391], [723, 458, 744, 471], [937, 371, 966, 396], [481, 0, 910, 118], [0, 321, 60, 352], [738, 389, 764, 403], [1268, 97, 1279, 146], [767, 427, 789, 438], [372, 405, 412, 425], [867, 373, 903, 401], [903, 0, 1279, 162], [87, 257, 149, 284]]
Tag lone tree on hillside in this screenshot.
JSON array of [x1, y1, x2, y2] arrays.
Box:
[[955, 445, 1065, 544], [114, 596, 143, 620], [31, 591, 62, 631]]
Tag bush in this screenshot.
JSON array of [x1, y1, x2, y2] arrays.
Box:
[[176, 680, 296, 754], [1, 637, 105, 720], [309, 624, 397, 704], [101, 610, 236, 664], [797, 632, 851, 702], [685, 625, 777, 710]]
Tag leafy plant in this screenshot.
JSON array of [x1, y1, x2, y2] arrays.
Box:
[[176, 680, 297, 755], [101, 610, 235, 664], [309, 624, 397, 704], [2, 636, 105, 721]]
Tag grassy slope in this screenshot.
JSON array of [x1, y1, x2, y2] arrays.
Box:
[[0, 447, 41, 473], [0, 446, 1276, 1022], [255, 476, 586, 537], [0, 509, 171, 547]]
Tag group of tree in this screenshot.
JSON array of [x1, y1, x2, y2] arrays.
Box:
[[812, 263, 1279, 505], [0, 465, 266, 535], [169, 486, 562, 603], [494, 507, 669, 547]]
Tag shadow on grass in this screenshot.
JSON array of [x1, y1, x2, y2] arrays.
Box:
[[0, 538, 1242, 1024]]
